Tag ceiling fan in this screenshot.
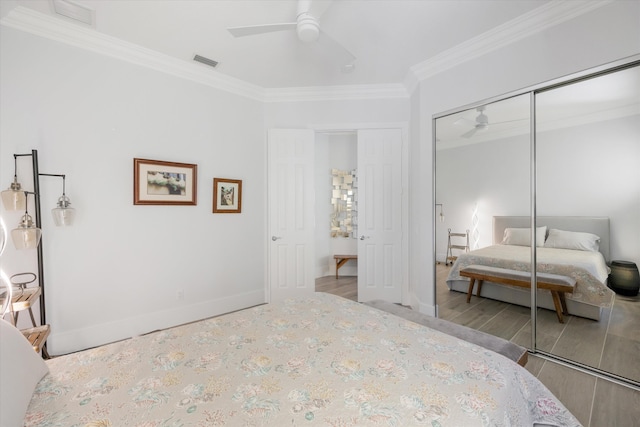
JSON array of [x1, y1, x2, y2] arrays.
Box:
[[456, 106, 526, 139], [227, 0, 356, 67], [456, 106, 490, 139]]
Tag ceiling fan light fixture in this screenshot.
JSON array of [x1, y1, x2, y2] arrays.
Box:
[[296, 14, 320, 43]]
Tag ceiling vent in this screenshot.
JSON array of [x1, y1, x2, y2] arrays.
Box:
[[193, 55, 219, 68], [52, 0, 95, 26]]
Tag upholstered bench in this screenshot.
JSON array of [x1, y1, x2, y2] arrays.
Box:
[[460, 264, 576, 323], [363, 299, 528, 367]]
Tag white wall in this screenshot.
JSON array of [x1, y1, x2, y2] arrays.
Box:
[[314, 133, 357, 278], [0, 28, 266, 354], [411, 0, 640, 315], [265, 98, 410, 129]]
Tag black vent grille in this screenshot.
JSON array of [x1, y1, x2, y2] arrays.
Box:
[[193, 55, 218, 68]]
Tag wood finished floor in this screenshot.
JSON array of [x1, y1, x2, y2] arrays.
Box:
[[316, 272, 640, 427], [315, 275, 357, 301]]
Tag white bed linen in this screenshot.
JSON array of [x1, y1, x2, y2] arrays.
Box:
[[446, 244, 613, 309], [457, 244, 609, 282]]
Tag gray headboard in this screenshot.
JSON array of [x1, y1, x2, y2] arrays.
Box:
[[493, 216, 610, 262]]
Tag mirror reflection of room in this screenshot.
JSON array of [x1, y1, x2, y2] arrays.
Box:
[[535, 64, 640, 382], [315, 132, 358, 301], [434, 63, 640, 385], [435, 93, 532, 338]]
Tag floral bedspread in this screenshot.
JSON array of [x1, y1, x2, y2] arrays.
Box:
[[447, 245, 613, 308], [26, 293, 580, 426]]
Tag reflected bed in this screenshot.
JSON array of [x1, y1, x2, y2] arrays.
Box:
[[446, 216, 614, 321]]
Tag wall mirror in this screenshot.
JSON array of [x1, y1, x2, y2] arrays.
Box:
[[434, 57, 639, 387], [330, 169, 358, 238]]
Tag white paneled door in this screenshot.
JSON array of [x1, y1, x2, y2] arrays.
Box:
[[357, 129, 403, 303], [267, 129, 316, 302]]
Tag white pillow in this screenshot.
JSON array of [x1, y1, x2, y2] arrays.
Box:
[[544, 228, 600, 252], [0, 319, 49, 427], [501, 226, 547, 247]]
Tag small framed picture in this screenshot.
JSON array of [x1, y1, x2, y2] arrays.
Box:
[[133, 158, 197, 205], [213, 178, 242, 213]]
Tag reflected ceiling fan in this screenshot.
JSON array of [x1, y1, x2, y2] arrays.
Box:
[[456, 106, 526, 139], [227, 0, 356, 67]]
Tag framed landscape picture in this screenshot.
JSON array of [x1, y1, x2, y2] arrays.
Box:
[[213, 178, 242, 213], [133, 158, 197, 205]]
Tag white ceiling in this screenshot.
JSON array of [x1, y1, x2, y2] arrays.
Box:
[[1, 0, 553, 89]]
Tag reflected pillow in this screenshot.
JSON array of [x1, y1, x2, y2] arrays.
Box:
[[544, 228, 600, 252], [501, 226, 547, 247]]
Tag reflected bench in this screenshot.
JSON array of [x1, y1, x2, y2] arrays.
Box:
[[460, 264, 576, 323]]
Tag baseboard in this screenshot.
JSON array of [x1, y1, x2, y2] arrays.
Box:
[[417, 300, 437, 317], [47, 290, 265, 355]]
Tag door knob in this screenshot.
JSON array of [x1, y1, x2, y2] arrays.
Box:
[[359, 235, 370, 240], [271, 236, 282, 241]]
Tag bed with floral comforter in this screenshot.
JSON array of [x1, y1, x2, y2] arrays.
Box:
[[25, 293, 579, 426]]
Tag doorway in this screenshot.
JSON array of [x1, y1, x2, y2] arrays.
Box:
[[268, 127, 407, 304], [314, 132, 358, 300]]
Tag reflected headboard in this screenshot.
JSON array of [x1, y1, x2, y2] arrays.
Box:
[[493, 216, 610, 262]]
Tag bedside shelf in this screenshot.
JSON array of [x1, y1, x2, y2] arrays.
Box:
[[0, 286, 41, 326], [21, 324, 51, 355]]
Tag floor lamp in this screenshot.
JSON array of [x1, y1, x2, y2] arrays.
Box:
[[1, 149, 75, 337]]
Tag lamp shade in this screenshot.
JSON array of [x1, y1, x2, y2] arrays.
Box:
[[1, 179, 26, 211], [51, 195, 75, 226], [11, 213, 41, 249]]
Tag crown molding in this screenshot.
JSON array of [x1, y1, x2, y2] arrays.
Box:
[[407, 0, 614, 86], [1, 6, 265, 101], [263, 83, 409, 103]]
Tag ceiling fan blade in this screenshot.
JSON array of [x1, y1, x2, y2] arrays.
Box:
[[227, 22, 296, 38], [454, 117, 476, 126], [316, 29, 356, 65], [461, 127, 478, 138]]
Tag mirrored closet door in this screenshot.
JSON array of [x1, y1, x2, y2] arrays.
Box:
[[535, 63, 640, 383], [434, 94, 532, 336], [434, 57, 640, 387]]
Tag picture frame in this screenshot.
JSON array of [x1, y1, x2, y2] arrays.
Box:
[[133, 158, 197, 205], [213, 178, 242, 213]]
